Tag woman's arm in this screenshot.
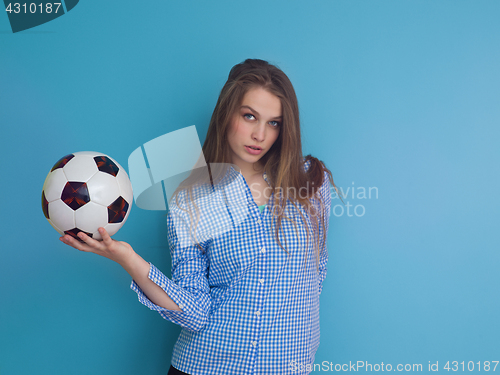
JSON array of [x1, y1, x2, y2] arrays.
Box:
[[60, 228, 182, 311], [61, 186, 212, 331], [317, 169, 333, 294]]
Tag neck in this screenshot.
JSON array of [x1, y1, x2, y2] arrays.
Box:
[[233, 161, 263, 181]]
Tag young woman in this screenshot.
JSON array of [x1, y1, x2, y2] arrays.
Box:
[[60, 59, 338, 375]]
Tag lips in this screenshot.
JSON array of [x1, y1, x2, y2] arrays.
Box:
[[246, 145, 262, 150], [245, 145, 263, 155]]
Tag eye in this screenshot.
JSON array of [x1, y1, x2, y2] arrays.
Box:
[[269, 121, 280, 128], [244, 113, 255, 120]]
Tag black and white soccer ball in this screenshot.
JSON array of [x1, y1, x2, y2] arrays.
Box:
[[41, 151, 133, 241]]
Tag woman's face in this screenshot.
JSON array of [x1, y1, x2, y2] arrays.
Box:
[[227, 87, 281, 172]]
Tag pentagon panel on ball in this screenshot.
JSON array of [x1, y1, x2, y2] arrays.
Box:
[[41, 151, 134, 241]]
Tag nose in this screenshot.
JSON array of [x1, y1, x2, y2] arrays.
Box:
[[252, 122, 266, 142]]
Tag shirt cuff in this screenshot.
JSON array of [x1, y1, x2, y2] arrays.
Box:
[[130, 263, 209, 331], [129, 263, 185, 314]]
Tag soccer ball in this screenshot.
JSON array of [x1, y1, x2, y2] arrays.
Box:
[[41, 151, 133, 241]]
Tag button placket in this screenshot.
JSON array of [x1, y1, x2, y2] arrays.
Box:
[[251, 237, 266, 355]]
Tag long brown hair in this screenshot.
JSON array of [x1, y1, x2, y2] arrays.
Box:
[[198, 59, 342, 263]]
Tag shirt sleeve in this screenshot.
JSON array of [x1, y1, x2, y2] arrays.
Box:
[[317, 169, 332, 294], [130, 194, 211, 332]]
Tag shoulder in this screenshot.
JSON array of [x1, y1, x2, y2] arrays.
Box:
[[303, 157, 312, 172], [168, 181, 214, 210], [303, 156, 330, 186], [303, 156, 332, 206]]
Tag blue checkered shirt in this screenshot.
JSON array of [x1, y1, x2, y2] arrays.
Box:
[[131, 160, 332, 374]]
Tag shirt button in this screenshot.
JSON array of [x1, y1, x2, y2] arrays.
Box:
[[251, 341, 258, 347], [259, 278, 265, 285], [260, 247, 266, 253], [178, 304, 185, 309], [257, 219, 261, 224], [255, 310, 261, 316]]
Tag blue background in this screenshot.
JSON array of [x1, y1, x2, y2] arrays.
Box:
[[1, 1, 499, 374]]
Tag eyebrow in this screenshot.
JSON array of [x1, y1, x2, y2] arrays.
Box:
[[240, 105, 282, 120]]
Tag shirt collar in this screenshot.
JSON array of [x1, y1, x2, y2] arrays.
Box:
[[263, 171, 270, 186]]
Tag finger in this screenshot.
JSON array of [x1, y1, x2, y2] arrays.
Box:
[[60, 234, 95, 253], [98, 227, 114, 247], [77, 231, 106, 252]]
